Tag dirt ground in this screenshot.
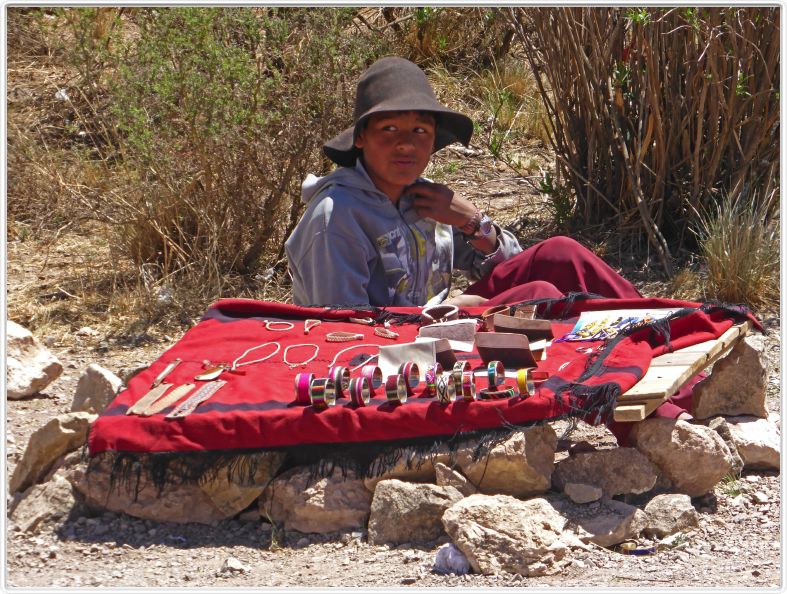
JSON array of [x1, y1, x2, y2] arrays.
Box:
[[5, 156, 783, 588]]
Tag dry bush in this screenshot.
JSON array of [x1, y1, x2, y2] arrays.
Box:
[[507, 7, 780, 275]]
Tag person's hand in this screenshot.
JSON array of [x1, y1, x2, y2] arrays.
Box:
[[406, 181, 477, 228], [442, 294, 488, 307]]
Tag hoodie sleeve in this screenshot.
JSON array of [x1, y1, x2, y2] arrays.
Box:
[[286, 196, 376, 306], [452, 224, 522, 281]]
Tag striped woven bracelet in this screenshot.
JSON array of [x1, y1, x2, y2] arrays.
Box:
[[397, 361, 420, 395], [294, 372, 314, 405], [487, 360, 505, 389], [478, 386, 518, 400], [360, 364, 383, 394], [309, 377, 336, 410], [460, 371, 476, 401], [424, 363, 443, 397], [435, 374, 456, 404], [348, 377, 370, 407], [329, 366, 351, 398], [385, 374, 408, 404]]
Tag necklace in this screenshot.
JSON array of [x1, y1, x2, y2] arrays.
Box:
[[283, 343, 319, 368], [304, 319, 321, 334], [231, 341, 281, 370], [327, 343, 380, 369], [262, 319, 295, 332]]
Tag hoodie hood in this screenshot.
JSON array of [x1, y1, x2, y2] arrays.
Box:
[[301, 160, 390, 205]]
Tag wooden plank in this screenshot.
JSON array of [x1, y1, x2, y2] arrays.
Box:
[[613, 321, 750, 420]]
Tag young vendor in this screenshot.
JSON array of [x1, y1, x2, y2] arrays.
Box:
[[285, 56, 641, 308]]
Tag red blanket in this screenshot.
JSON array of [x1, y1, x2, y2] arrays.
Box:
[[89, 296, 756, 459]]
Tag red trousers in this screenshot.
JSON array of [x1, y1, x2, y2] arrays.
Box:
[[465, 236, 642, 304], [465, 235, 695, 441]]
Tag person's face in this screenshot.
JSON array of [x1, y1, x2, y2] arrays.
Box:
[[354, 111, 436, 202]]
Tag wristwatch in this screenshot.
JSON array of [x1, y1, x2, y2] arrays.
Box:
[[460, 211, 494, 240]]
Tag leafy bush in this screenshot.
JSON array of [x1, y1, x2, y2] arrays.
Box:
[[70, 7, 389, 294]]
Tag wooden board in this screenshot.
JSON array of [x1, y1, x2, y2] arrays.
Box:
[[613, 321, 750, 422]]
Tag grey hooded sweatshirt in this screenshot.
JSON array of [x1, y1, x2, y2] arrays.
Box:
[[285, 161, 522, 307]]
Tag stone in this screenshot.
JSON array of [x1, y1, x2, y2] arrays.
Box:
[[9, 475, 76, 532], [725, 414, 780, 470], [220, 557, 249, 574], [691, 335, 768, 419], [643, 494, 699, 538], [707, 417, 745, 475], [434, 462, 476, 496], [71, 364, 123, 414], [259, 467, 372, 534], [6, 320, 63, 399], [72, 451, 284, 524], [552, 496, 647, 548], [455, 426, 556, 497], [9, 411, 97, 494], [552, 448, 659, 497], [630, 419, 733, 497], [363, 445, 451, 491], [563, 482, 603, 504], [442, 494, 580, 576], [367, 479, 463, 546]]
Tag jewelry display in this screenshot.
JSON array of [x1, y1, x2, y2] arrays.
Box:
[[384, 374, 408, 404], [263, 320, 295, 332], [304, 319, 322, 334], [329, 366, 351, 398], [517, 368, 536, 398], [360, 364, 383, 394], [326, 331, 365, 342], [151, 358, 181, 388], [166, 380, 227, 418], [141, 383, 195, 416], [309, 377, 336, 410], [127, 383, 172, 415], [327, 344, 380, 369], [348, 377, 371, 407], [283, 343, 319, 368], [294, 372, 314, 405], [374, 326, 399, 340]]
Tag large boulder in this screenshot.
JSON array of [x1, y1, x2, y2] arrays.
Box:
[[454, 426, 556, 497], [442, 494, 580, 576], [551, 496, 647, 548], [643, 494, 699, 538], [6, 320, 63, 399], [725, 414, 781, 470], [363, 445, 451, 491], [691, 335, 768, 419], [259, 466, 372, 534], [9, 411, 96, 494], [630, 419, 733, 497], [71, 364, 123, 414], [73, 451, 284, 524], [368, 479, 463, 546], [707, 417, 745, 475], [552, 448, 659, 497]]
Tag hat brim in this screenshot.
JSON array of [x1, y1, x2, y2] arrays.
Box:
[[323, 103, 473, 168]]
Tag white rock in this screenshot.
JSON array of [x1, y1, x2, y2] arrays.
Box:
[[725, 415, 780, 470], [434, 462, 477, 496], [433, 542, 470, 575], [221, 557, 249, 573], [442, 494, 579, 576], [9, 411, 96, 494], [368, 479, 463, 545], [631, 419, 733, 497], [643, 494, 699, 538], [692, 335, 768, 419], [259, 467, 372, 534], [71, 364, 123, 414], [455, 426, 556, 497], [6, 320, 63, 399], [564, 482, 603, 504]]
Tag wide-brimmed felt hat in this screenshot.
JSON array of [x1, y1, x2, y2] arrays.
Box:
[[323, 56, 474, 167]]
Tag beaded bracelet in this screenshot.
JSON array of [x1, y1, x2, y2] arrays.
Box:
[[293, 372, 314, 405], [309, 377, 336, 410], [348, 377, 370, 407], [385, 374, 408, 404]]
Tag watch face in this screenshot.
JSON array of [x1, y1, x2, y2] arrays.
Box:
[[479, 215, 493, 236]]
